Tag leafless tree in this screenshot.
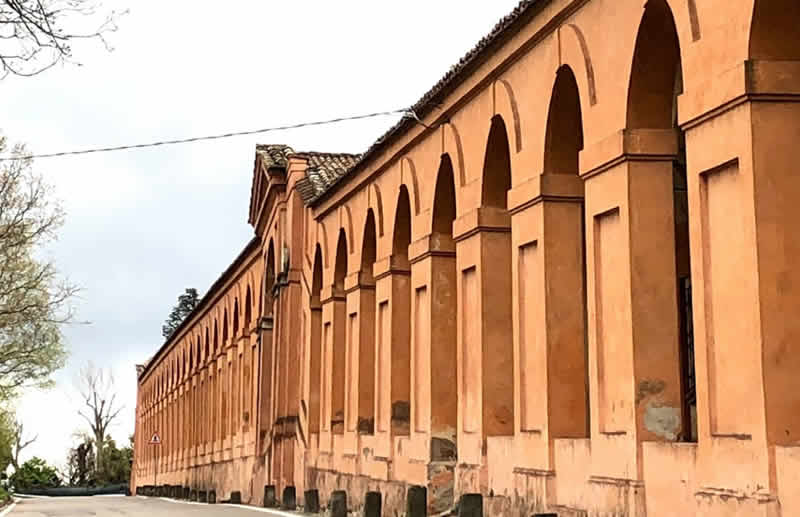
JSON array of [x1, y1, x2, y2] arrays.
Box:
[[0, 0, 123, 78], [77, 361, 122, 476], [10, 418, 36, 469]]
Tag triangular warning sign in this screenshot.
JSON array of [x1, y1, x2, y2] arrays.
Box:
[[149, 432, 161, 445]]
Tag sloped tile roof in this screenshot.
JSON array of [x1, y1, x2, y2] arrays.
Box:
[[255, 144, 294, 170], [295, 152, 361, 203]]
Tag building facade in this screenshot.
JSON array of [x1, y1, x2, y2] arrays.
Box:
[[132, 0, 800, 515]]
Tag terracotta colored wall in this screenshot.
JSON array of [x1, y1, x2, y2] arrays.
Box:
[[132, 1, 800, 514]]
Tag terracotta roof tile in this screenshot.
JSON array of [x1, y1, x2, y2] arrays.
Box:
[[294, 152, 361, 203], [255, 144, 294, 170]]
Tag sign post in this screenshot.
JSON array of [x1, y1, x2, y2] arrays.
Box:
[[149, 432, 161, 489]]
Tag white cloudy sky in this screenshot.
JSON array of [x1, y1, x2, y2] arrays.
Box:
[[0, 0, 521, 472]]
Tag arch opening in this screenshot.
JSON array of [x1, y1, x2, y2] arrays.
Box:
[[213, 321, 219, 353], [221, 309, 229, 438], [265, 241, 276, 316], [390, 186, 412, 437], [540, 65, 590, 440], [750, 0, 800, 61], [430, 155, 458, 459], [357, 211, 377, 435], [331, 231, 348, 434], [245, 286, 252, 330], [479, 115, 514, 438], [481, 116, 512, 209], [544, 66, 584, 175], [233, 299, 240, 338], [309, 245, 323, 434], [628, 0, 696, 442]]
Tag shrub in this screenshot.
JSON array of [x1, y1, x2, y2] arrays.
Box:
[[10, 457, 61, 492]]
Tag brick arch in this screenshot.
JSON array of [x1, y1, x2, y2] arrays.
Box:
[[204, 325, 210, 362], [544, 65, 584, 175], [560, 24, 597, 107], [391, 184, 413, 259], [317, 221, 330, 269], [369, 183, 385, 238], [627, 18, 683, 139], [443, 122, 466, 186], [430, 154, 459, 233], [251, 268, 263, 321], [626, 0, 685, 130], [195, 333, 202, 368], [494, 79, 523, 152], [244, 284, 253, 329], [333, 228, 348, 289], [213, 317, 219, 353], [343, 205, 355, 255], [480, 114, 512, 209], [233, 295, 241, 338], [400, 157, 421, 215], [222, 306, 230, 347], [265, 239, 276, 316], [361, 208, 378, 279]]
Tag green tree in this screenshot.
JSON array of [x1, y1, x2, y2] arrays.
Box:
[[161, 288, 200, 339], [9, 457, 60, 491], [66, 433, 95, 487], [0, 409, 15, 474], [97, 438, 131, 485], [0, 138, 73, 400]]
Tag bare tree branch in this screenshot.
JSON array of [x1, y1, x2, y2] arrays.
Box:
[[0, 0, 124, 78], [10, 417, 37, 469], [75, 361, 123, 479]]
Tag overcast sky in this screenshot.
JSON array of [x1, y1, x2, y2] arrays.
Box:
[[0, 0, 521, 472]]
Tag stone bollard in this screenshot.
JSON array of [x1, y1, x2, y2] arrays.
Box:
[[198, 490, 208, 503], [282, 486, 297, 510], [458, 494, 483, 517], [330, 490, 347, 517], [190, 489, 198, 502], [364, 491, 382, 517], [183, 486, 190, 500], [264, 485, 277, 507], [230, 491, 242, 504], [304, 489, 320, 513], [407, 485, 427, 517], [208, 490, 216, 504]]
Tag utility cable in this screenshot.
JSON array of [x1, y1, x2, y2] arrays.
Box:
[[0, 108, 418, 162]]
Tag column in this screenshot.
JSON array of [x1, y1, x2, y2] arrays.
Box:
[[342, 270, 376, 457], [372, 255, 411, 462], [507, 173, 589, 472]]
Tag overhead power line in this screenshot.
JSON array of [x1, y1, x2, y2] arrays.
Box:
[[0, 108, 415, 162]]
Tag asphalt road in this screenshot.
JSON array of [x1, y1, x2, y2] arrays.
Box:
[[7, 495, 298, 517]]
